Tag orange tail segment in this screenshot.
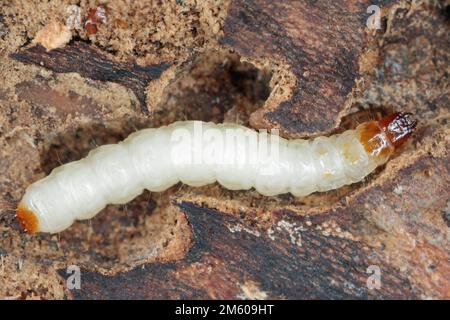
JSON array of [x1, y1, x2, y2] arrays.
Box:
[[16, 205, 39, 234]]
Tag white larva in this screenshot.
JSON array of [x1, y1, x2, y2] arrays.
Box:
[[16, 113, 417, 234]]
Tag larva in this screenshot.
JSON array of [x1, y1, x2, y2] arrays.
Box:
[[16, 113, 417, 234]]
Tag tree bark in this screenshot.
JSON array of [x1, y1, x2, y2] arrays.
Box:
[[1, 0, 448, 299]]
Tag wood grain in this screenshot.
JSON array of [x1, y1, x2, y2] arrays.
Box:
[[10, 42, 170, 115]]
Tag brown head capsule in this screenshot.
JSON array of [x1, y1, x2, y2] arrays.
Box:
[[358, 112, 417, 159], [378, 112, 417, 147]]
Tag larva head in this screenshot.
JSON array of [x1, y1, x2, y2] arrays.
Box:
[[357, 112, 417, 160], [16, 204, 39, 234], [378, 112, 417, 148]]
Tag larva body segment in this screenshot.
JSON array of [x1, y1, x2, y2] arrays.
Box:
[[17, 113, 417, 234]]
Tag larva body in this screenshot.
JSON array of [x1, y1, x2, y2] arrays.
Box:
[[17, 113, 416, 234]]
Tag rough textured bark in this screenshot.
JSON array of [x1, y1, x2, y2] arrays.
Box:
[[0, 0, 448, 300], [222, 0, 390, 137], [11, 43, 170, 115], [70, 202, 417, 299]]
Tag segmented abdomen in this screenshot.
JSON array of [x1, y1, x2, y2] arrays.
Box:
[[18, 121, 390, 233]]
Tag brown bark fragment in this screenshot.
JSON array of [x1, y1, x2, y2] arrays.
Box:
[[222, 0, 394, 136], [10, 42, 170, 115], [15, 77, 101, 119], [68, 202, 417, 299]]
